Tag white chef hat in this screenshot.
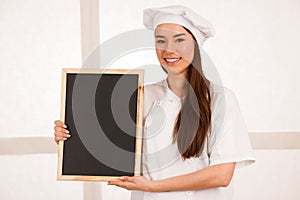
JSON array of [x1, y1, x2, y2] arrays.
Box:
[[143, 5, 215, 46]]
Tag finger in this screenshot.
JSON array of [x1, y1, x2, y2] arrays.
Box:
[[107, 181, 122, 186], [55, 132, 71, 139], [54, 120, 67, 128], [54, 130, 71, 138], [54, 126, 70, 134], [54, 136, 67, 144], [54, 137, 59, 144], [108, 181, 127, 186], [55, 136, 68, 142], [122, 176, 134, 182], [54, 130, 70, 137]]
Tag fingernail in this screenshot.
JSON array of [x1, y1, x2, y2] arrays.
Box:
[[66, 130, 70, 133], [63, 125, 67, 128], [67, 134, 71, 138]]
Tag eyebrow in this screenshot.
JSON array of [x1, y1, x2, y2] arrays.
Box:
[[155, 33, 186, 38], [173, 33, 186, 37]]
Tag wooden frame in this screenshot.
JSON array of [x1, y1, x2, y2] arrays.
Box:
[[57, 68, 143, 181]]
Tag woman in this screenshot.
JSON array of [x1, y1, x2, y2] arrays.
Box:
[[54, 5, 255, 199]]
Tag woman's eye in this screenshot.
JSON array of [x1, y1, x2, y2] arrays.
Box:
[[156, 40, 166, 44], [175, 38, 184, 42]]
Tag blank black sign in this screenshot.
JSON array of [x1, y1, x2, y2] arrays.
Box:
[[61, 72, 140, 178]]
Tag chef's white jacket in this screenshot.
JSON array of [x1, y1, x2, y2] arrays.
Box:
[[131, 79, 255, 200]]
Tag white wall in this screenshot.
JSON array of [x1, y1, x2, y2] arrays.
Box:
[[234, 150, 300, 200], [0, 0, 83, 199], [0, 0, 82, 137], [0, 154, 83, 199]]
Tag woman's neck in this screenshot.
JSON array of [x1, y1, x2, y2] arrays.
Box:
[[167, 74, 188, 97]]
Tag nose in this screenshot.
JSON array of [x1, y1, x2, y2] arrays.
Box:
[[164, 41, 176, 53]]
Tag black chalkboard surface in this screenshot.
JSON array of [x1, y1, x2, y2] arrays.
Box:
[[57, 68, 143, 181]]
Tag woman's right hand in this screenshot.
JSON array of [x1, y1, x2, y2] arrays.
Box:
[[54, 120, 71, 144]]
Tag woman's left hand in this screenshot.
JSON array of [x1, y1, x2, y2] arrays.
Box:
[[108, 176, 156, 192]]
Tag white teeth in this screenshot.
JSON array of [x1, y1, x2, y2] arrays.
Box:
[[165, 58, 180, 63]]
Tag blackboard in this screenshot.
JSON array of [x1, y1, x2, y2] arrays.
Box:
[[57, 68, 143, 181]]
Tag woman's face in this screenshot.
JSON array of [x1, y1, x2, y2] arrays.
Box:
[[155, 23, 195, 76]]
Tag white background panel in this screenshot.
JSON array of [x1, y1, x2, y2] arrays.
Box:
[[0, 154, 83, 200], [0, 0, 82, 137]]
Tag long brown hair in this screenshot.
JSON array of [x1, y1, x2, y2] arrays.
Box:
[[173, 36, 212, 159]]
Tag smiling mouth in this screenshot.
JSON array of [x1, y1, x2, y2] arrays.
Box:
[[164, 57, 181, 65]]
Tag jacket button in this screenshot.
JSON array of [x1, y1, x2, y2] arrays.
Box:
[[145, 117, 152, 127]]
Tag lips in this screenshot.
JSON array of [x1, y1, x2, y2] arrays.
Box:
[[164, 57, 181, 65]]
